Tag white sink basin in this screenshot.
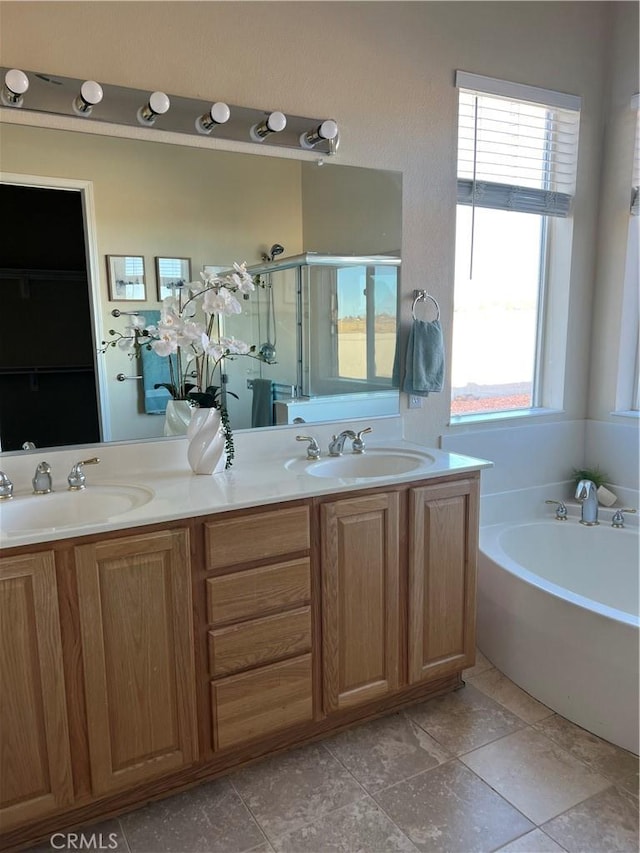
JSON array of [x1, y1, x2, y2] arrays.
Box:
[[286, 448, 435, 480], [0, 484, 154, 534]]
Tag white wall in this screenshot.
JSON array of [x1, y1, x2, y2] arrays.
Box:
[[1, 0, 618, 449]]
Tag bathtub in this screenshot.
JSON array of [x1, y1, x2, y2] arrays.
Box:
[[478, 519, 639, 755]]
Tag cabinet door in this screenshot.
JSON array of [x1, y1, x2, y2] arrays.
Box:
[[408, 479, 479, 683], [0, 552, 73, 831], [75, 530, 198, 796], [321, 493, 400, 713]]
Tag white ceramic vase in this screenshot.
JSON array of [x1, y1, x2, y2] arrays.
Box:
[[186, 407, 227, 475], [164, 399, 193, 436]]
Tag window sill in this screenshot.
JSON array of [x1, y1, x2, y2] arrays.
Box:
[[448, 406, 564, 427], [610, 410, 640, 420]]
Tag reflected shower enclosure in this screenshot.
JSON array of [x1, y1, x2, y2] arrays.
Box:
[[221, 254, 400, 430]]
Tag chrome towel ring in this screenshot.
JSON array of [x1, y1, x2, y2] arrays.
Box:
[[412, 290, 440, 322]]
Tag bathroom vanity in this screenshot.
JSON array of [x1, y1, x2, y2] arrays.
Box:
[[0, 433, 487, 849]]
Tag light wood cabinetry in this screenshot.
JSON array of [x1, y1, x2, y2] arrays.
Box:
[[0, 472, 480, 849], [205, 506, 314, 750], [0, 552, 73, 831], [321, 492, 401, 712], [74, 529, 198, 796], [408, 479, 479, 682]]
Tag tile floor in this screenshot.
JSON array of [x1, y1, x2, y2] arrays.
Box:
[[30, 652, 639, 853]]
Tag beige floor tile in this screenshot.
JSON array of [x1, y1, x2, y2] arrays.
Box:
[[543, 785, 639, 852], [27, 819, 129, 853], [374, 759, 534, 853], [119, 778, 265, 853], [463, 648, 494, 678], [406, 682, 526, 755], [461, 727, 610, 825], [535, 714, 639, 789], [230, 742, 365, 841], [468, 668, 553, 724], [272, 795, 419, 852], [494, 827, 567, 852], [323, 711, 451, 793]]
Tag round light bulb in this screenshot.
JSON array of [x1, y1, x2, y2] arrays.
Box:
[[300, 119, 339, 150], [148, 91, 170, 115], [210, 102, 230, 124], [80, 80, 103, 106], [72, 80, 104, 116], [2, 69, 29, 107], [196, 101, 231, 134], [318, 119, 338, 140], [266, 111, 287, 132], [5, 69, 29, 96]]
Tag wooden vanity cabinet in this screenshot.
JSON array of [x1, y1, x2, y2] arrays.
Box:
[[74, 529, 198, 796], [204, 505, 315, 750], [0, 551, 73, 831], [319, 474, 479, 713], [408, 479, 479, 682], [321, 492, 401, 712], [0, 472, 480, 849]]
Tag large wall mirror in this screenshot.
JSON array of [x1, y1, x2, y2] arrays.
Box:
[[0, 121, 401, 451]]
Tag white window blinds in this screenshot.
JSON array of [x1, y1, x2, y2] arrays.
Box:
[[456, 71, 581, 218]]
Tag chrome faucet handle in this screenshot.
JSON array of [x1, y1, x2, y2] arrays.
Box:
[[0, 471, 14, 500], [328, 430, 356, 456], [545, 499, 568, 520], [22, 441, 36, 450], [611, 508, 636, 529], [32, 461, 53, 495], [352, 426, 373, 454], [296, 435, 321, 460], [68, 457, 101, 490]]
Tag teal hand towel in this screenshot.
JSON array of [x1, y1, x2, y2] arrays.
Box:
[[251, 378, 274, 427], [139, 310, 172, 413], [402, 318, 445, 397]]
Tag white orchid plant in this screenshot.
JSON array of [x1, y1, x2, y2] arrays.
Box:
[[101, 262, 265, 467]]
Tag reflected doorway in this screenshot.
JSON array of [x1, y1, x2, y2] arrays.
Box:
[[0, 183, 101, 450]]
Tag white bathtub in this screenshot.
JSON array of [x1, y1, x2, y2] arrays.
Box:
[[478, 519, 639, 754]]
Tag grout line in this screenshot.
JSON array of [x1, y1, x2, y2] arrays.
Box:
[[227, 776, 275, 851], [115, 817, 132, 853]]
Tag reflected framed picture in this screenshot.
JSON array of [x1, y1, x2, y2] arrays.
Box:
[[107, 255, 147, 301], [156, 256, 192, 300]]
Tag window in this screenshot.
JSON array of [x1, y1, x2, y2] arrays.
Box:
[[451, 72, 581, 418], [335, 265, 397, 382]]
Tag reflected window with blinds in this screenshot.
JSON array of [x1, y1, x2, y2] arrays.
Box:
[[451, 71, 581, 418]]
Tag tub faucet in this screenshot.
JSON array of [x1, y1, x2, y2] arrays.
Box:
[[575, 479, 599, 526]]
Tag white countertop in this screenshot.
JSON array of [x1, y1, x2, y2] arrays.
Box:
[[0, 418, 491, 549]]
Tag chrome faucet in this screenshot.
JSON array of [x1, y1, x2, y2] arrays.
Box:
[[0, 471, 14, 500], [32, 461, 53, 495], [328, 430, 356, 456], [352, 427, 372, 454], [296, 435, 321, 460], [575, 479, 599, 526], [68, 457, 101, 490]]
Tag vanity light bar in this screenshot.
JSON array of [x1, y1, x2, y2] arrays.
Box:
[[0, 67, 339, 155]]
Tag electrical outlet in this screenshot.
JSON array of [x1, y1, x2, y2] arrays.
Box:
[[408, 395, 423, 409]]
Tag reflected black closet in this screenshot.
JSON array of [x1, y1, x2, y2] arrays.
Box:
[[0, 184, 100, 450]]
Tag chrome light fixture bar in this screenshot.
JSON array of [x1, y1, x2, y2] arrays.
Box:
[[0, 67, 339, 155]]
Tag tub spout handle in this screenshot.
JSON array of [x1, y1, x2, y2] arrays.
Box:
[[545, 499, 568, 520], [611, 507, 636, 528]]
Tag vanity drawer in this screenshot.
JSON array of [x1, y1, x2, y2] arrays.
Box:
[[208, 606, 311, 677], [204, 506, 310, 571], [206, 558, 311, 625], [212, 654, 313, 749]]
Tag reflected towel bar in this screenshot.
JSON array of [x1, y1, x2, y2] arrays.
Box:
[[116, 373, 142, 381]]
